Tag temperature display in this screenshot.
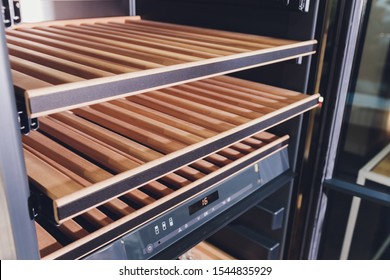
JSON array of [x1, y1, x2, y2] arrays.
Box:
[[188, 191, 219, 215]]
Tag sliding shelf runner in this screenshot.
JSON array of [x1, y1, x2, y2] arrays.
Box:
[[6, 16, 317, 117], [23, 75, 320, 224], [29, 130, 289, 259]]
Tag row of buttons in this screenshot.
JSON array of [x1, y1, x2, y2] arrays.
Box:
[[155, 217, 174, 235]]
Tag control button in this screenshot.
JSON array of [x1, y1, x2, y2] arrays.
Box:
[[184, 224, 188, 229], [169, 217, 174, 226], [146, 244, 153, 254], [204, 211, 209, 217], [178, 228, 182, 233], [227, 197, 231, 203], [162, 221, 167, 230], [154, 225, 160, 235]]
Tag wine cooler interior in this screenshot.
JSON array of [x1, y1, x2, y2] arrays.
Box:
[[0, 0, 323, 260]]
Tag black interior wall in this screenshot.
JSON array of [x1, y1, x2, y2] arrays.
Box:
[[136, 0, 320, 93], [136, 0, 324, 259]]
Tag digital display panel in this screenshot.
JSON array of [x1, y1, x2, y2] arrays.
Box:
[[188, 191, 219, 215]]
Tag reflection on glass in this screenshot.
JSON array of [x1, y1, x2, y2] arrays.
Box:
[[333, 0, 390, 260], [336, 0, 390, 181]]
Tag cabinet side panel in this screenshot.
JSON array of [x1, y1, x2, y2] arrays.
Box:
[[0, 23, 39, 259]]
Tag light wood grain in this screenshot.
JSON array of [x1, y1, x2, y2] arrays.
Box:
[[51, 25, 183, 65], [51, 111, 163, 162], [9, 16, 140, 29], [39, 117, 141, 173], [35, 222, 62, 258], [110, 99, 217, 139], [91, 24, 238, 56], [213, 76, 307, 99], [11, 69, 52, 98], [24, 148, 83, 199], [11, 28, 162, 70], [128, 94, 235, 132], [180, 241, 236, 260], [125, 20, 275, 50], [7, 35, 136, 74], [190, 80, 291, 109], [91, 102, 205, 145], [57, 24, 217, 60], [146, 90, 250, 126], [73, 106, 186, 154], [8, 43, 113, 79], [10, 55, 84, 84], [160, 86, 264, 118], [130, 19, 295, 46], [101, 22, 249, 53], [23, 137, 135, 217]]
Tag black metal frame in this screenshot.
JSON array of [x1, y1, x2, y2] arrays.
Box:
[[297, 0, 366, 259]]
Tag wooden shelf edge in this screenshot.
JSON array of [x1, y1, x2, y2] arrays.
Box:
[[42, 140, 289, 260], [25, 44, 316, 118]]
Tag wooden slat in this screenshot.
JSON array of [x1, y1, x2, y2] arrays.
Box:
[[57, 220, 90, 241], [8, 43, 113, 79], [73, 106, 186, 154], [79, 23, 235, 56], [48, 26, 184, 65], [213, 75, 307, 99], [11, 69, 52, 95], [35, 222, 62, 258], [160, 86, 264, 118], [10, 28, 163, 70], [100, 22, 249, 54], [23, 131, 113, 183], [7, 35, 136, 74], [39, 117, 141, 173], [130, 19, 293, 46], [91, 102, 205, 145], [140, 181, 174, 199], [24, 148, 114, 227], [181, 241, 236, 260], [128, 94, 235, 132], [110, 99, 217, 139], [23, 137, 135, 218], [145, 90, 250, 126], [48, 114, 193, 192], [51, 111, 163, 162], [53, 25, 218, 60], [24, 148, 83, 199], [190, 81, 291, 109], [8, 16, 141, 29], [92, 24, 238, 56], [9, 55, 84, 84], [125, 20, 275, 50]]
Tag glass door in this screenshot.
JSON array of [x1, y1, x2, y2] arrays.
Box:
[[319, 0, 390, 260]]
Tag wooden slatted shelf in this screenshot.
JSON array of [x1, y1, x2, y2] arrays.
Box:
[[28, 130, 288, 259], [7, 16, 317, 117], [22, 75, 319, 224]]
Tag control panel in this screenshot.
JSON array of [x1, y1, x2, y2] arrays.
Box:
[[85, 147, 289, 260]]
